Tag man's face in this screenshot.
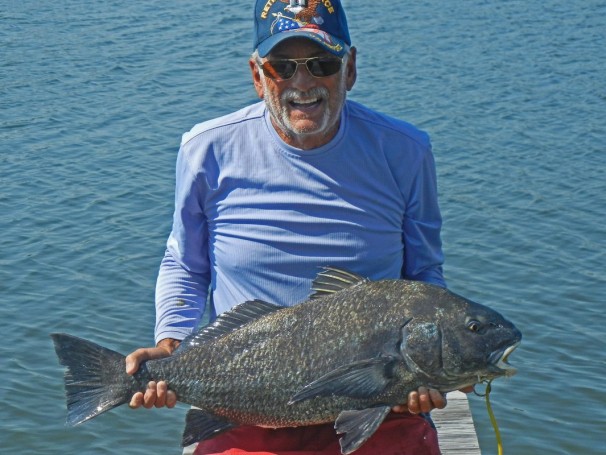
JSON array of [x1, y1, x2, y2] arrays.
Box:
[[250, 38, 357, 149]]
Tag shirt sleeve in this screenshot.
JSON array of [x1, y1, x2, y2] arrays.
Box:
[[154, 143, 211, 344], [401, 147, 446, 287]]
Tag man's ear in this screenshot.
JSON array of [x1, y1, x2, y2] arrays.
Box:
[[249, 58, 265, 99], [346, 46, 357, 91]]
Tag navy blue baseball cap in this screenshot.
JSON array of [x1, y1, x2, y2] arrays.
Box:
[[254, 0, 351, 58]]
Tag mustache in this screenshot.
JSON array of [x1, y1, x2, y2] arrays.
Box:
[[281, 87, 329, 103]]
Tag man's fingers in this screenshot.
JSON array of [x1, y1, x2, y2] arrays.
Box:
[[125, 345, 179, 410], [155, 381, 177, 408], [155, 381, 168, 408], [125, 346, 175, 375], [143, 381, 158, 409], [166, 390, 177, 408], [125, 350, 144, 375], [125, 348, 154, 375], [407, 389, 420, 414], [417, 386, 432, 413], [407, 387, 446, 414], [129, 391, 144, 409], [129, 381, 177, 409], [428, 388, 447, 410]]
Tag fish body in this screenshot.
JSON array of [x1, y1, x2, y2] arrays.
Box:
[[52, 268, 521, 454]]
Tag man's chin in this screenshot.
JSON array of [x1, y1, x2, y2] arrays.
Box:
[[285, 116, 332, 136], [288, 124, 324, 137]]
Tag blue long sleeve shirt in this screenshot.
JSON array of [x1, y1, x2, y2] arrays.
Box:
[[154, 100, 445, 344]]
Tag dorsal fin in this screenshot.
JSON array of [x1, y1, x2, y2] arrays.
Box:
[[175, 299, 282, 353], [310, 267, 369, 300]]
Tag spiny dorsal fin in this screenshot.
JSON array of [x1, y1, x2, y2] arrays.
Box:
[[175, 299, 282, 353], [310, 267, 369, 300]]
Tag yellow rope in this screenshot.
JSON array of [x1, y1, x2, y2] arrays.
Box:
[[484, 380, 504, 455]]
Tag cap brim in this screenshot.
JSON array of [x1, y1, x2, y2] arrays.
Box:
[[258, 29, 348, 58]]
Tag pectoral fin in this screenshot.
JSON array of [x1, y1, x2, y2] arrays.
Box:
[[289, 356, 395, 404], [335, 406, 392, 454], [181, 409, 235, 447]]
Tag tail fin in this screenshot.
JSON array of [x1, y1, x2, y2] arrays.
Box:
[[51, 333, 144, 426]]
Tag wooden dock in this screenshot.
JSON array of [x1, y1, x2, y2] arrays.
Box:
[[432, 390, 481, 454]]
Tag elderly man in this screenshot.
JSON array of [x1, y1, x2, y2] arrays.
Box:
[[126, 1, 453, 454]]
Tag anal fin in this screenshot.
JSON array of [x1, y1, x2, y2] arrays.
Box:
[[335, 406, 392, 454], [181, 408, 235, 447]]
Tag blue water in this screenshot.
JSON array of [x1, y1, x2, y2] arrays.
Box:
[[2, 0, 604, 453]]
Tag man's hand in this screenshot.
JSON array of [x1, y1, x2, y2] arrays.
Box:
[[125, 338, 180, 409], [392, 386, 474, 414]]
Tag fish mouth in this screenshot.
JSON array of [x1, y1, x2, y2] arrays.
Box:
[[488, 341, 520, 376]]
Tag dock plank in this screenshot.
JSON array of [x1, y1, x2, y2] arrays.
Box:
[[432, 390, 481, 454]]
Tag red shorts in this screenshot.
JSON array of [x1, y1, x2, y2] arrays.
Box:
[[193, 413, 441, 455]]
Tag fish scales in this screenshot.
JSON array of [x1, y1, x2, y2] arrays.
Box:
[[169, 281, 416, 426]]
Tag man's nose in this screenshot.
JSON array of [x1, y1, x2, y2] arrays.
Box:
[[288, 62, 317, 90]]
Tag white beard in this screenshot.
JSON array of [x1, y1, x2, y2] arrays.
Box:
[[261, 69, 348, 141]]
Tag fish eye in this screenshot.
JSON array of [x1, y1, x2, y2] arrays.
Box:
[[467, 320, 482, 333]]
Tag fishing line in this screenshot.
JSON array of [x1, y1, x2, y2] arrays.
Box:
[[473, 380, 503, 455]]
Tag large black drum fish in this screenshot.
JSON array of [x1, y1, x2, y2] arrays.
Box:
[[52, 267, 521, 454]]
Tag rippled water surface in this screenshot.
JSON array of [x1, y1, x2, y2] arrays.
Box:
[[2, 1, 604, 454]]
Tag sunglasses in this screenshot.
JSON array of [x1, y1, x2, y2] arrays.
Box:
[[258, 56, 343, 80]]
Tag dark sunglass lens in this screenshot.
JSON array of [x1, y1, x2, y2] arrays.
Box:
[[264, 61, 296, 79], [307, 58, 341, 77]]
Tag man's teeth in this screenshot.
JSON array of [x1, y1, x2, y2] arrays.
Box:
[[291, 98, 320, 106]]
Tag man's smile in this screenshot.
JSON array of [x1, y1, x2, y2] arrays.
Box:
[[287, 93, 325, 112], [291, 99, 322, 109]]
